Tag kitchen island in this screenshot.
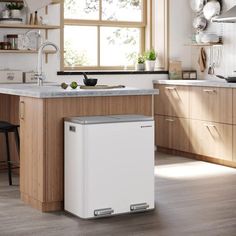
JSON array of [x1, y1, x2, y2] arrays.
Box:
[[0, 84, 158, 212]]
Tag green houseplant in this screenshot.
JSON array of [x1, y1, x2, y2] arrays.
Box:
[[145, 49, 157, 71], [135, 54, 145, 71], [6, 3, 24, 18]]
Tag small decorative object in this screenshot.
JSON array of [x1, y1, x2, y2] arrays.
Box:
[[135, 55, 145, 71], [169, 60, 182, 80], [195, 32, 204, 43], [182, 70, 197, 80], [6, 2, 24, 18], [34, 11, 38, 25], [145, 49, 157, 71], [29, 13, 34, 25], [1, 10, 11, 19]]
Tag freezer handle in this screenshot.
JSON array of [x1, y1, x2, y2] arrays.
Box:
[[69, 126, 76, 132]]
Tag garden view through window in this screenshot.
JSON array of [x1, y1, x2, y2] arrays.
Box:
[[64, 0, 146, 69]]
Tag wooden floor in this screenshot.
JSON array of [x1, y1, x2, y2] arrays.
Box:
[[1, 153, 236, 236]]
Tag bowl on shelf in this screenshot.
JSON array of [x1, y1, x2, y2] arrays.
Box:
[[201, 33, 219, 43]]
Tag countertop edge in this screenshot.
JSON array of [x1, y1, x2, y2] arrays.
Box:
[[0, 86, 159, 98], [153, 79, 236, 88]]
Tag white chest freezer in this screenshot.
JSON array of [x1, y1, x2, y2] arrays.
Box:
[[64, 115, 155, 219]]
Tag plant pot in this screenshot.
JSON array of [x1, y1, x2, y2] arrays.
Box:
[[135, 63, 145, 71], [11, 10, 22, 18], [145, 60, 156, 71]]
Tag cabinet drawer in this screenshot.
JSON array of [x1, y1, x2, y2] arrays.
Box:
[[190, 120, 232, 161], [155, 115, 190, 152], [189, 87, 233, 124], [154, 85, 189, 118]]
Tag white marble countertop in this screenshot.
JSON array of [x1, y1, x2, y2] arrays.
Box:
[[0, 83, 158, 98], [153, 79, 236, 88]]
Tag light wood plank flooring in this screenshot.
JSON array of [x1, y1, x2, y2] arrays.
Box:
[[1, 153, 236, 236]]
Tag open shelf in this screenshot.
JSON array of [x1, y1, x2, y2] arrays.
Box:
[[0, 24, 60, 30], [0, 49, 57, 54], [0, 0, 61, 4], [185, 43, 223, 47]]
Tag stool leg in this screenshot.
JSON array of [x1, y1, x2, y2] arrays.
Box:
[[14, 127, 20, 156], [5, 132, 12, 186]]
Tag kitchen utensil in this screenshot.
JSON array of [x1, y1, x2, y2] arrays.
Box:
[[203, 0, 221, 20], [190, 0, 205, 12], [198, 47, 207, 72], [208, 48, 214, 75], [193, 16, 207, 31], [214, 45, 222, 67], [216, 75, 236, 83], [82, 72, 98, 86]]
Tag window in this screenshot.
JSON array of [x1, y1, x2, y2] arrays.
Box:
[[63, 0, 146, 70]]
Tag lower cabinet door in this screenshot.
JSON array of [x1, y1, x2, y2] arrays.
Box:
[[190, 120, 233, 161], [233, 126, 236, 162], [155, 115, 190, 152]]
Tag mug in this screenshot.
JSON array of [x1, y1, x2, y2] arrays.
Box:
[[1, 10, 10, 19]]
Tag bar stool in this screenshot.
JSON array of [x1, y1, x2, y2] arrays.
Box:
[[0, 121, 20, 186]]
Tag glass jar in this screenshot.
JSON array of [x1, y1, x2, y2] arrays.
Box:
[[0, 42, 11, 50], [6, 35, 18, 50]]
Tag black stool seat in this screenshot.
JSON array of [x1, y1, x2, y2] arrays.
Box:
[[0, 121, 20, 186], [0, 121, 19, 132]]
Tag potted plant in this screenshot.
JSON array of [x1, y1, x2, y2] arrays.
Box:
[[145, 49, 157, 71], [135, 55, 145, 71], [6, 3, 24, 18]]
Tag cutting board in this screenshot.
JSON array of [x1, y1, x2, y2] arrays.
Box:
[[80, 85, 125, 90]]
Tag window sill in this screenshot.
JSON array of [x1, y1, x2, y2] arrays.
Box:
[[57, 70, 168, 76]]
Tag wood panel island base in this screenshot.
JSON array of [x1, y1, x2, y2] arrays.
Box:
[[20, 95, 153, 212], [0, 84, 157, 212]]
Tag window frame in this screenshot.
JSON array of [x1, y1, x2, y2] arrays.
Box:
[[61, 0, 147, 71]]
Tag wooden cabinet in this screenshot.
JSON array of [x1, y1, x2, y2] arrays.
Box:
[[154, 83, 235, 165], [189, 86, 233, 124], [190, 120, 232, 161], [233, 126, 236, 162], [233, 90, 236, 124], [154, 85, 189, 118], [155, 115, 190, 152]]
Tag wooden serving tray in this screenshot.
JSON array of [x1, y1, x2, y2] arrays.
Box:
[[80, 85, 125, 90]]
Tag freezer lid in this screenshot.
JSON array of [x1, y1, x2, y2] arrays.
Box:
[[65, 115, 153, 124]]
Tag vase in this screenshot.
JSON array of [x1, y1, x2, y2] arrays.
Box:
[[135, 63, 145, 71], [11, 10, 22, 19], [145, 60, 156, 71]]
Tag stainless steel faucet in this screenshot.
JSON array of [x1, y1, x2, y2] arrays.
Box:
[[36, 41, 59, 86]]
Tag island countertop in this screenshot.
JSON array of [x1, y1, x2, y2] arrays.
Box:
[[153, 79, 236, 88], [0, 84, 158, 98]]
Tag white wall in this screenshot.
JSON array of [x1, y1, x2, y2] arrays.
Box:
[[169, 0, 192, 69], [0, 1, 194, 88]]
